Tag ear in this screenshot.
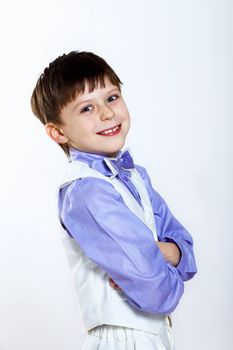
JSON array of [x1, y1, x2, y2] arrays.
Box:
[[45, 123, 69, 144]]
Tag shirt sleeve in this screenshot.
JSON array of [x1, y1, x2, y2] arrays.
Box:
[[59, 176, 184, 315], [136, 165, 197, 281]]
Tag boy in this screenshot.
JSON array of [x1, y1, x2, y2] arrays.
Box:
[[31, 51, 197, 349]]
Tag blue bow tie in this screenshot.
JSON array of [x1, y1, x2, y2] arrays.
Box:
[[104, 149, 134, 178], [104, 148, 143, 207]]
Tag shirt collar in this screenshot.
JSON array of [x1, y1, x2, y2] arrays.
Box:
[[69, 147, 123, 176]]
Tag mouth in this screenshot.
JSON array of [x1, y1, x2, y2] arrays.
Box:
[[97, 124, 121, 136]]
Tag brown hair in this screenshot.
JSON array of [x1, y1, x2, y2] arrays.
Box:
[[30, 51, 122, 156]]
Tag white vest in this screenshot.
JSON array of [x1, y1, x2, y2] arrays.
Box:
[[58, 159, 168, 334]]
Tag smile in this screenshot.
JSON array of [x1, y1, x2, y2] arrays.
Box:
[[97, 124, 121, 136]]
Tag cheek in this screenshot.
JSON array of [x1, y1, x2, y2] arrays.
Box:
[[123, 103, 130, 118], [123, 109, 130, 123], [119, 105, 130, 120], [73, 119, 93, 134]]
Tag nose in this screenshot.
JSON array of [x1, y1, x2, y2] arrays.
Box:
[[99, 103, 114, 121]]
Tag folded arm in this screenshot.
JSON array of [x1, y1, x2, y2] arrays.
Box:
[[136, 165, 197, 281], [59, 177, 184, 315], [110, 242, 181, 290]]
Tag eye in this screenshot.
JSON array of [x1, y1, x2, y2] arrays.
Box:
[[80, 105, 93, 113], [107, 94, 119, 103]]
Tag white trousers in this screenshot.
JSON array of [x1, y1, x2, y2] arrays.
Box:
[[81, 316, 173, 350]]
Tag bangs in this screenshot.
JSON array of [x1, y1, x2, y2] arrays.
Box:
[[58, 72, 122, 113]]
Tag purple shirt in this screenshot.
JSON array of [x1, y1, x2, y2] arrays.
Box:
[[58, 148, 197, 315]]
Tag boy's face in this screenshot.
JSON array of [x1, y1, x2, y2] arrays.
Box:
[[57, 77, 130, 157]]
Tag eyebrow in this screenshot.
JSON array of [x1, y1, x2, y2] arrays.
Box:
[[72, 88, 120, 112]]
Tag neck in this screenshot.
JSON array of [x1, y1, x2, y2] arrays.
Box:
[[69, 147, 121, 159]]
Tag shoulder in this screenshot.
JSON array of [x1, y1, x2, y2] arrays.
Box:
[[134, 164, 160, 201], [59, 176, 123, 207], [134, 164, 153, 187], [134, 164, 148, 178]]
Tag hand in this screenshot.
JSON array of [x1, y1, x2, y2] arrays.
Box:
[[156, 241, 181, 267], [109, 277, 122, 290]]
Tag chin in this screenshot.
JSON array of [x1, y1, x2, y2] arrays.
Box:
[[104, 146, 123, 157], [112, 140, 126, 154]]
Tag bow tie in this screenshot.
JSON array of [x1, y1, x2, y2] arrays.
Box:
[[104, 148, 142, 206], [104, 149, 134, 178]]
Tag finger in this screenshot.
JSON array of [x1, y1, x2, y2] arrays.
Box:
[[109, 279, 121, 290]]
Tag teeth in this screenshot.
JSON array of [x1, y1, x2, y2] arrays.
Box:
[[102, 125, 119, 134]]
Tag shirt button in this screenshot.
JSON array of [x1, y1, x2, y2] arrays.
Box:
[[123, 176, 128, 181]]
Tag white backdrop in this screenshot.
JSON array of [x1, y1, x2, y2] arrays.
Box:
[[0, 1, 232, 349]]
